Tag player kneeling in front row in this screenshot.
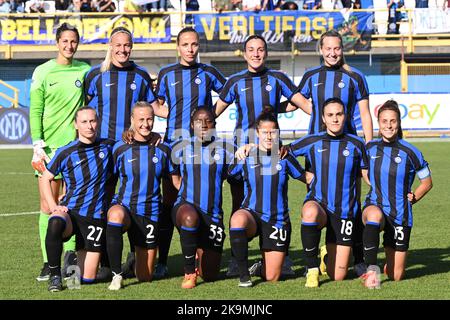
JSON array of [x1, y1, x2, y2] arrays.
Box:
[[171, 108, 235, 289], [106, 102, 177, 290], [230, 110, 311, 287], [41, 107, 114, 292], [287, 98, 369, 288], [361, 100, 432, 289]]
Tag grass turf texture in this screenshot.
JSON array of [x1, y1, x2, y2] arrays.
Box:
[[0, 142, 449, 300]]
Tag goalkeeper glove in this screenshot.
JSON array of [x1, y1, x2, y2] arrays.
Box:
[[31, 140, 50, 173]]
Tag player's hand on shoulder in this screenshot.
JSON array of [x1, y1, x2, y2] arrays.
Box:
[[279, 145, 290, 160], [235, 143, 256, 161], [122, 130, 134, 145], [148, 132, 162, 146]]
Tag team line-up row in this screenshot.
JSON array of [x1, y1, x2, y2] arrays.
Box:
[[29, 23, 432, 292]]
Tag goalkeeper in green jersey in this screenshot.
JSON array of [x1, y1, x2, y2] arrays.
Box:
[[29, 23, 90, 282]]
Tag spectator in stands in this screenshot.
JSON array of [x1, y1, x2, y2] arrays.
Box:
[[214, 0, 229, 12], [281, 1, 299, 9], [68, 0, 82, 12], [185, 0, 199, 25], [342, 0, 360, 8], [0, 0, 11, 13], [80, 0, 95, 11], [97, 0, 115, 12], [415, 0, 428, 7], [148, 0, 167, 12], [8, 0, 25, 12], [55, 0, 70, 10], [303, 0, 322, 9], [243, 0, 261, 11], [124, 0, 144, 12], [262, 0, 283, 10], [28, 0, 46, 12], [231, 0, 243, 10], [387, 0, 404, 35]]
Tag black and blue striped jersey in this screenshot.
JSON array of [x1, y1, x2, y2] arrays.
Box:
[[84, 62, 156, 141], [228, 151, 305, 228], [364, 138, 430, 227], [297, 65, 369, 135], [47, 138, 114, 219], [112, 141, 176, 221], [219, 68, 297, 146], [290, 132, 368, 218], [156, 63, 226, 144], [172, 137, 235, 222]]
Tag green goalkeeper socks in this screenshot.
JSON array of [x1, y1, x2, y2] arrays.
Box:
[[64, 235, 76, 252], [39, 213, 49, 263]]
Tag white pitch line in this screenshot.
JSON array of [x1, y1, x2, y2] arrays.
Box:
[[0, 172, 33, 175], [0, 211, 40, 217]]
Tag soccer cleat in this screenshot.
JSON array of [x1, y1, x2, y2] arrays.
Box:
[[226, 258, 239, 277], [238, 274, 253, 287], [36, 263, 51, 282], [181, 273, 197, 289], [238, 280, 253, 288], [96, 266, 112, 282], [153, 263, 169, 279], [121, 252, 136, 279], [62, 250, 77, 279], [305, 268, 320, 288], [48, 275, 63, 292], [319, 245, 327, 276], [248, 260, 262, 277], [363, 265, 381, 289], [108, 273, 123, 291], [281, 256, 295, 277], [354, 262, 368, 278]]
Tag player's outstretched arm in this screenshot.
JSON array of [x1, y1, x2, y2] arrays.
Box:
[[361, 169, 370, 186], [288, 92, 312, 115], [41, 170, 67, 214], [358, 99, 373, 142], [214, 98, 230, 117]]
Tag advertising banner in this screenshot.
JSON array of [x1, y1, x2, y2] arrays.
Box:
[[1, 94, 448, 144], [193, 10, 373, 52], [0, 107, 31, 144], [0, 13, 171, 45], [413, 8, 450, 34], [153, 93, 450, 135]]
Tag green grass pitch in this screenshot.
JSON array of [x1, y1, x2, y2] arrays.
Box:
[[0, 141, 449, 300]]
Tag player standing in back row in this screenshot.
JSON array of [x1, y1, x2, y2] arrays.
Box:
[[29, 23, 90, 282], [153, 27, 226, 278], [294, 30, 373, 276]]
